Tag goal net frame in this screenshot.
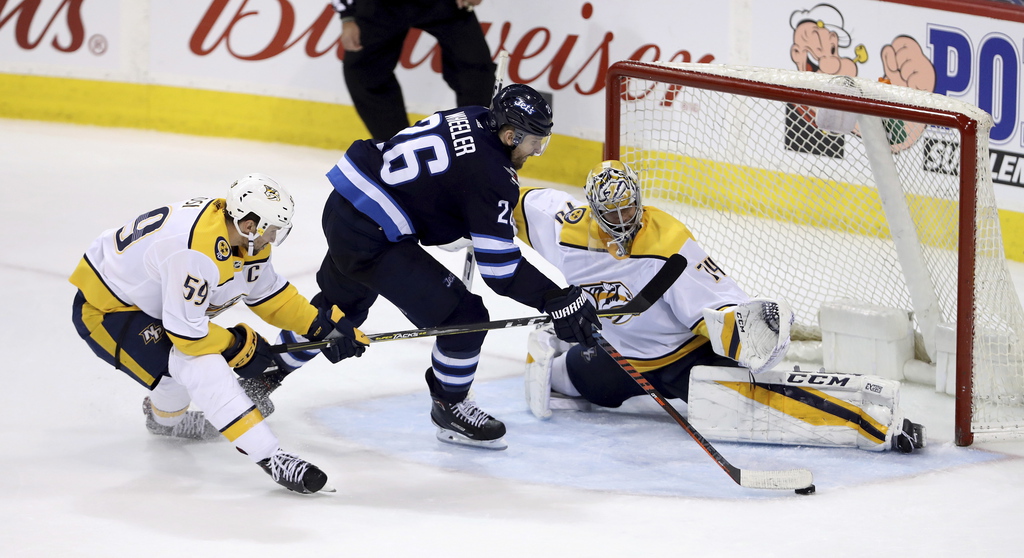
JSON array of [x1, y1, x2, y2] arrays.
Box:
[[604, 60, 1022, 446]]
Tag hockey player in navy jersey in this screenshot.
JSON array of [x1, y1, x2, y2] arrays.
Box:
[[273, 84, 600, 450], [516, 160, 926, 453]]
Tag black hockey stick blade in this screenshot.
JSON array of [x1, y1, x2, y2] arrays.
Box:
[[624, 253, 686, 313], [594, 331, 813, 491], [272, 254, 686, 354]]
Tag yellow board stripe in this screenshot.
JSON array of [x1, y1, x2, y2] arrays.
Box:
[[220, 406, 264, 442], [718, 380, 889, 444], [629, 149, 1024, 262], [0, 73, 601, 188], [7, 72, 1024, 261]]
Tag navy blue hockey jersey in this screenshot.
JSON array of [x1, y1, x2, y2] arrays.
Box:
[[326, 106, 559, 310]]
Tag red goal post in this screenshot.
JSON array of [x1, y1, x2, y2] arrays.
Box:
[[604, 60, 1024, 446]]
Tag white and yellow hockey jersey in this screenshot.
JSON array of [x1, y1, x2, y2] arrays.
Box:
[[70, 197, 317, 356], [514, 187, 751, 372]]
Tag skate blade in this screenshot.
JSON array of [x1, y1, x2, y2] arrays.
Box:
[[315, 481, 337, 494], [435, 427, 508, 451]]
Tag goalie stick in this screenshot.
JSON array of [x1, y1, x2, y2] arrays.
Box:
[[594, 331, 814, 491], [273, 254, 686, 353]]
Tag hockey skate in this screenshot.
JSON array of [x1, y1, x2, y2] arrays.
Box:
[[891, 419, 927, 453], [525, 325, 592, 419], [142, 396, 221, 441], [425, 368, 507, 450], [430, 394, 508, 450], [257, 449, 334, 494]]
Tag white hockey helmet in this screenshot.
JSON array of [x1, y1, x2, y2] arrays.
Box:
[[584, 160, 643, 257], [226, 172, 294, 255]]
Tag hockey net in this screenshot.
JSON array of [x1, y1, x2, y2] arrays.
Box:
[[605, 60, 1024, 446]]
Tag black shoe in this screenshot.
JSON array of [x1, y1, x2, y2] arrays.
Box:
[[892, 419, 927, 453], [257, 449, 332, 494]]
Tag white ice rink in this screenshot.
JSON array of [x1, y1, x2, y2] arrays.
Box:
[[2, 118, 1024, 556]]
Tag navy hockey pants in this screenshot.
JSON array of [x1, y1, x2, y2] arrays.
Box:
[[72, 290, 173, 389], [565, 340, 739, 408], [315, 191, 489, 399]]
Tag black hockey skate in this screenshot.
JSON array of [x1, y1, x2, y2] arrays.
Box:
[[257, 449, 334, 494], [425, 368, 506, 449], [142, 397, 221, 441], [892, 419, 927, 453], [430, 394, 508, 450]]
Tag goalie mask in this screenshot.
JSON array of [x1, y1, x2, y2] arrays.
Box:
[[487, 83, 553, 156], [226, 172, 294, 256], [585, 160, 643, 257]]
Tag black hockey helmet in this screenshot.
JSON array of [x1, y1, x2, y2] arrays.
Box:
[[487, 83, 553, 152]]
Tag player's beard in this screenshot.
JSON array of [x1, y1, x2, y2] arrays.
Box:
[[510, 149, 528, 170]]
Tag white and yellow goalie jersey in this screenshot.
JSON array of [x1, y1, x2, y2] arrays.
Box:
[[514, 187, 751, 372], [69, 197, 316, 356]]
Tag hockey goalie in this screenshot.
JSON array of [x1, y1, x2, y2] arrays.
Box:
[[516, 160, 926, 453]]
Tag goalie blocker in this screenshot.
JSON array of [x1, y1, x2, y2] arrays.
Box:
[[687, 366, 926, 453]]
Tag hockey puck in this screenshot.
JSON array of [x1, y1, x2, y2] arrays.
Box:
[[795, 484, 816, 495]]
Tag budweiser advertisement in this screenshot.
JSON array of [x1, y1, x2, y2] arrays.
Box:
[[4, 0, 1024, 203], [1, 0, 727, 141]]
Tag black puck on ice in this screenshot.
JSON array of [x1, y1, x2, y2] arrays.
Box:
[[794, 484, 816, 495]]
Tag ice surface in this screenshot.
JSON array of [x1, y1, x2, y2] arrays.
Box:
[[2, 118, 1024, 557]]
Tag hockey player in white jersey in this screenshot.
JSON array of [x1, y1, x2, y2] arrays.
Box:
[[70, 173, 369, 493], [516, 160, 926, 453]]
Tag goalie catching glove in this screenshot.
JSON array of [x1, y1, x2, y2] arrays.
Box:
[[542, 285, 601, 347], [307, 305, 369, 363], [698, 299, 794, 374], [223, 323, 277, 379]]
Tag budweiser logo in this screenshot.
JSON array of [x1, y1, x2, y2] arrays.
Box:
[[193, 0, 714, 98], [0, 0, 86, 52], [3, 0, 714, 101]]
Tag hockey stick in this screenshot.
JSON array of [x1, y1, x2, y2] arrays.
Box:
[[594, 331, 814, 491], [273, 254, 686, 353], [463, 51, 512, 291], [462, 246, 475, 290]]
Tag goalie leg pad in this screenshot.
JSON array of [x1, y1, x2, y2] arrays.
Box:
[[525, 326, 590, 419], [700, 299, 793, 374], [525, 327, 557, 419], [687, 365, 907, 451]]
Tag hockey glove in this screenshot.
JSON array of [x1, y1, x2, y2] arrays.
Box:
[[223, 323, 277, 379], [307, 305, 370, 363], [542, 285, 601, 348]]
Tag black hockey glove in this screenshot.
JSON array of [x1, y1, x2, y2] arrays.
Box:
[[223, 323, 277, 379], [307, 305, 370, 363], [543, 285, 601, 347]]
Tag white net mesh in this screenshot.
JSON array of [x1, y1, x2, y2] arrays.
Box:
[[611, 62, 1024, 440]]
